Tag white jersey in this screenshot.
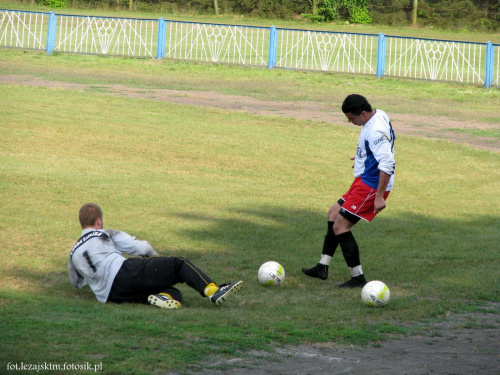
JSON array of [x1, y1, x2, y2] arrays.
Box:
[[68, 228, 157, 302], [353, 109, 396, 191]]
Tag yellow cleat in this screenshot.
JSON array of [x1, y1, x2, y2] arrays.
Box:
[[148, 293, 182, 309]]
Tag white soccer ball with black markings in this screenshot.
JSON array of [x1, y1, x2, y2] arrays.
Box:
[[361, 280, 390, 307], [258, 261, 285, 286]]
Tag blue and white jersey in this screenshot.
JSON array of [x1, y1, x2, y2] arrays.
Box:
[[68, 228, 157, 302], [353, 109, 396, 191]]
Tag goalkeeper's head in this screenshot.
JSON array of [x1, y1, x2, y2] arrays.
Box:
[[79, 203, 103, 229]]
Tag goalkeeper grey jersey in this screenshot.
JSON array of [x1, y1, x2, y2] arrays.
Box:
[[68, 228, 157, 302]]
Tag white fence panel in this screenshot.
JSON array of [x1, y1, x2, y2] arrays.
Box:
[[54, 15, 157, 57], [276, 30, 377, 74], [0, 10, 47, 50], [0, 9, 498, 88], [385, 37, 485, 85], [164, 22, 269, 67]]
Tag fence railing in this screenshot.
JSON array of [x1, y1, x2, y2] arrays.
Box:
[[275, 29, 378, 76], [384, 36, 487, 85], [163, 21, 270, 67], [54, 14, 158, 57], [0, 9, 48, 50], [1, 9, 498, 88]]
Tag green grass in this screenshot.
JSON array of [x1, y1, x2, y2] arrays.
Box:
[[0, 49, 499, 374], [1, 49, 499, 125], [447, 128, 500, 138]]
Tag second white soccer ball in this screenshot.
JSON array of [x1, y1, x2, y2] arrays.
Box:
[[361, 280, 390, 307], [258, 261, 285, 286]]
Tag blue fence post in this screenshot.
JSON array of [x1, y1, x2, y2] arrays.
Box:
[[156, 18, 166, 60], [484, 41, 494, 89], [268, 26, 278, 70], [46, 11, 57, 55], [376, 33, 386, 78]]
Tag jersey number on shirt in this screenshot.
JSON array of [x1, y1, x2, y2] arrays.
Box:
[[83, 251, 97, 272]]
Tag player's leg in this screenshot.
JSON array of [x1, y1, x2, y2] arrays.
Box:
[[143, 256, 215, 296], [107, 257, 188, 306], [301, 202, 342, 280], [147, 257, 243, 306], [109, 257, 242, 307], [333, 214, 367, 288], [334, 178, 391, 288]]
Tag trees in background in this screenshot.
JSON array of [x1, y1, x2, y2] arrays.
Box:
[[22, 0, 500, 30], [303, 0, 372, 24]]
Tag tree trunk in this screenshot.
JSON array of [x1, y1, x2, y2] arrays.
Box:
[[129, 0, 133, 11], [309, 0, 318, 14], [412, 0, 418, 26], [214, 0, 220, 16]]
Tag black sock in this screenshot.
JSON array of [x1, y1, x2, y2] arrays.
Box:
[[336, 231, 361, 269], [322, 221, 338, 257]]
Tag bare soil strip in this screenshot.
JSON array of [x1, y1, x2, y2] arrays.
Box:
[[1, 74, 498, 153]]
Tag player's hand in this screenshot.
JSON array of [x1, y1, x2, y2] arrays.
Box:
[[374, 196, 386, 213], [142, 250, 158, 258]]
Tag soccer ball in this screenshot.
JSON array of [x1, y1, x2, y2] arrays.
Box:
[[361, 280, 390, 307], [258, 261, 285, 286]]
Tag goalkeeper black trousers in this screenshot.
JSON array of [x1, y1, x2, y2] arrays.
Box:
[[107, 256, 214, 304]]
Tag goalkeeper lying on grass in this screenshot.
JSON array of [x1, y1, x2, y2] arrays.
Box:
[[69, 203, 243, 309]]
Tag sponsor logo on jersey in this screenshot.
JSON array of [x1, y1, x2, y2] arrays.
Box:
[[373, 135, 385, 145], [70, 231, 109, 259]]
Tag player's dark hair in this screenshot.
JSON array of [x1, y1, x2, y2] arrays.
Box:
[[341, 94, 372, 115], [79, 203, 102, 228]]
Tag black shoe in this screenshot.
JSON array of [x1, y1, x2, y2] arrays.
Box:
[[301, 263, 328, 280], [338, 276, 367, 288], [210, 281, 243, 306]]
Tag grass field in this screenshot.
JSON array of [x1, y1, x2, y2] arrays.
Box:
[[1, 42, 499, 374]]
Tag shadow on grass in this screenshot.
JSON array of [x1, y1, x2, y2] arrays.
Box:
[[3, 204, 499, 302], [173, 205, 500, 300]]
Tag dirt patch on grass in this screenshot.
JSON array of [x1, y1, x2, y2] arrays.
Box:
[[1, 74, 499, 153], [181, 304, 500, 375]]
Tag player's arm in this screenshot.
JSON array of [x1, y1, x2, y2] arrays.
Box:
[[371, 127, 395, 213], [107, 230, 158, 257], [68, 259, 87, 288], [374, 171, 391, 213]]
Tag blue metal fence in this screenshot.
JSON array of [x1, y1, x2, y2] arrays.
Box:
[[0, 9, 498, 88]]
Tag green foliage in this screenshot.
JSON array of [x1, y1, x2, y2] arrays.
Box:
[[6, 0, 499, 30], [304, 0, 372, 24], [370, 0, 500, 30], [339, 0, 372, 24], [346, 5, 372, 23], [303, 0, 339, 23], [231, 0, 310, 19], [368, 0, 410, 26], [317, 0, 339, 21], [38, 0, 67, 9], [374, 0, 500, 31]]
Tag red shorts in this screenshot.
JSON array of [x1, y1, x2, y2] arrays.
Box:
[[339, 177, 390, 223]]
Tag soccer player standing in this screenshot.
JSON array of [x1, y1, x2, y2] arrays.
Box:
[[302, 94, 396, 288]]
